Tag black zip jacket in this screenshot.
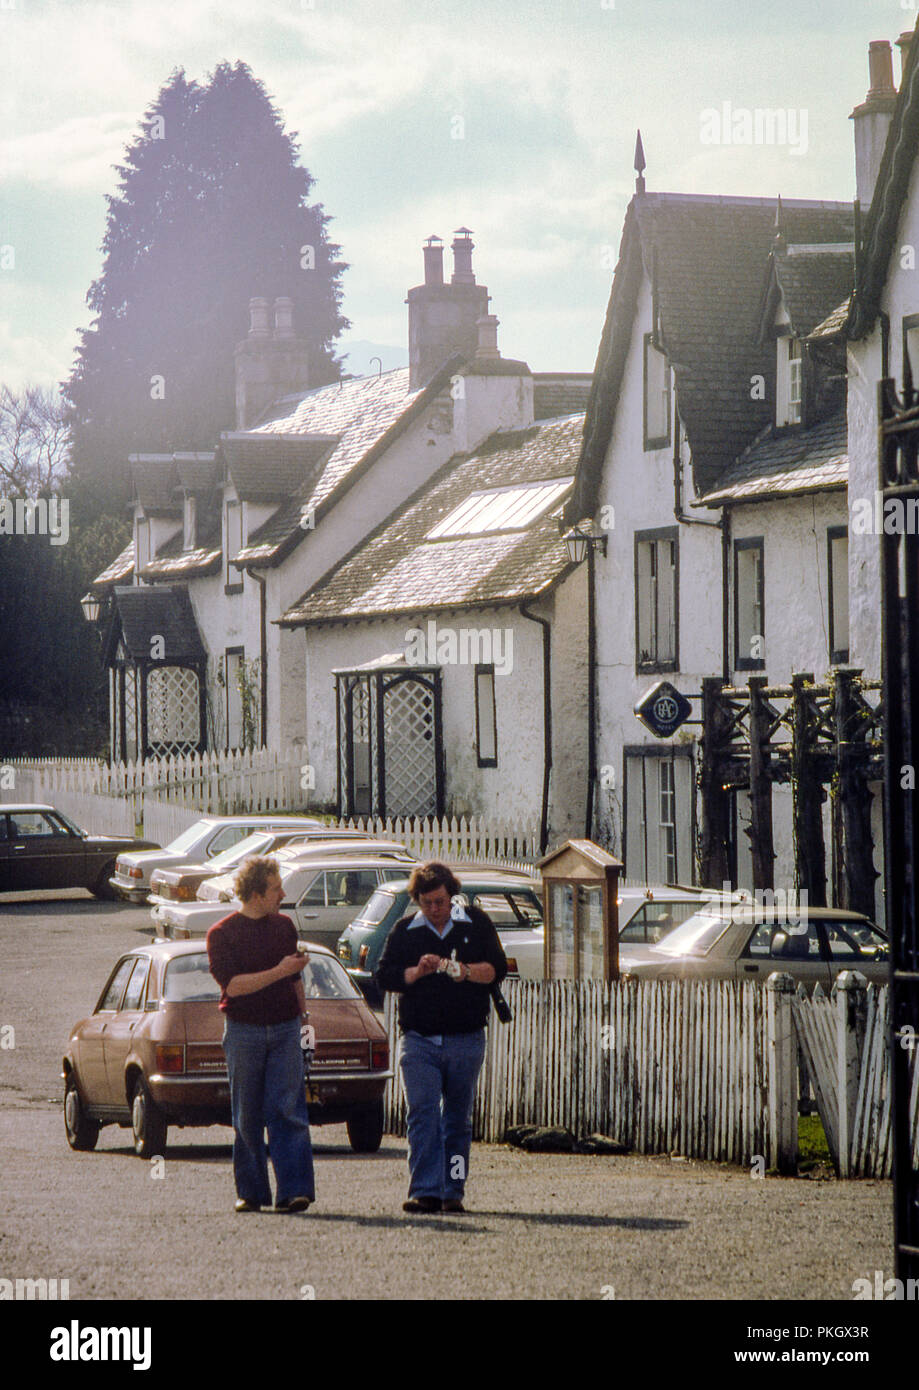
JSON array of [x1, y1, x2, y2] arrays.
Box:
[[374, 903, 508, 1036]]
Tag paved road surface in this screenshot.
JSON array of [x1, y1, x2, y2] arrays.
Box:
[[0, 891, 894, 1300]]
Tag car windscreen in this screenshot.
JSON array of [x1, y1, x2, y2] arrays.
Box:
[[165, 822, 211, 855], [163, 954, 221, 1002], [656, 911, 733, 957], [464, 890, 543, 927], [301, 955, 362, 1000], [52, 810, 85, 837], [206, 832, 276, 871], [353, 888, 400, 926]]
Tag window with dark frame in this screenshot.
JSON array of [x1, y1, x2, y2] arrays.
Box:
[[776, 330, 803, 427], [225, 500, 243, 593], [635, 528, 678, 672], [225, 646, 244, 751], [734, 537, 765, 671], [474, 663, 497, 767], [827, 526, 849, 664], [643, 333, 671, 450]]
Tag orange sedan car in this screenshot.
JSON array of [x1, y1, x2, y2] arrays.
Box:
[[62, 939, 391, 1158]]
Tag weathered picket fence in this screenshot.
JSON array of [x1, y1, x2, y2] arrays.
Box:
[[791, 973, 919, 1178], [337, 815, 540, 869], [383, 976, 792, 1168]]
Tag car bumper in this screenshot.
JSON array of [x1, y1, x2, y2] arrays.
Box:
[[147, 1070, 392, 1113], [109, 877, 149, 903]]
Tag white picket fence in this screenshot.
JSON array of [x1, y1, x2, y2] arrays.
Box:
[[383, 976, 785, 1166], [0, 752, 541, 864]]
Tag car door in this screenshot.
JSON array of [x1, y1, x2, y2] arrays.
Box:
[[818, 918, 891, 988], [77, 957, 136, 1104], [103, 957, 151, 1104], [290, 869, 388, 950], [735, 918, 832, 990], [5, 810, 83, 890]]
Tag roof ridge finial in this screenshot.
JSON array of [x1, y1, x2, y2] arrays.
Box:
[[634, 129, 646, 194]]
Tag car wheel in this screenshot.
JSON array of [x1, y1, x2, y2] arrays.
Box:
[[131, 1078, 168, 1158], [346, 1099, 384, 1153], [90, 861, 119, 901], [64, 1074, 100, 1151]]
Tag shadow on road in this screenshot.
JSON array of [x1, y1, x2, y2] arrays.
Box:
[[294, 1211, 688, 1231]]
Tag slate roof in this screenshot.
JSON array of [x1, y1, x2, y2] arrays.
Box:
[[130, 456, 180, 513], [533, 374, 593, 420], [564, 193, 855, 518], [767, 246, 854, 337], [173, 453, 218, 492], [279, 414, 584, 627], [104, 586, 206, 666], [141, 514, 222, 580], [808, 297, 851, 342], [91, 540, 135, 591], [849, 20, 919, 339], [695, 407, 847, 506], [235, 358, 465, 568], [219, 434, 337, 504]]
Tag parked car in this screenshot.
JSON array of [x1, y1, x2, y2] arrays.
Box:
[[109, 814, 324, 902], [619, 903, 890, 989], [62, 939, 391, 1156], [148, 827, 380, 928], [616, 884, 721, 960], [158, 851, 421, 946], [337, 869, 546, 998], [0, 804, 158, 899]]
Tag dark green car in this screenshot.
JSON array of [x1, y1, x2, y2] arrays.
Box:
[[337, 869, 545, 1001]]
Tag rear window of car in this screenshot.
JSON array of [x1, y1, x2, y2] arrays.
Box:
[[657, 911, 733, 957], [164, 955, 221, 1002], [465, 891, 543, 927], [165, 823, 212, 854], [302, 956, 362, 1000], [353, 889, 400, 926]]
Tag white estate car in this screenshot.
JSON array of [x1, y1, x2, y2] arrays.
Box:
[[109, 815, 324, 902], [158, 846, 420, 949]]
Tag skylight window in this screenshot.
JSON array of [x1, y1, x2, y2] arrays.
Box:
[[427, 478, 574, 538]]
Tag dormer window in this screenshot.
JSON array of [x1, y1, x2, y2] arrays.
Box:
[[183, 495, 196, 552], [643, 334, 671, 450], [776, 333, 802, 426]]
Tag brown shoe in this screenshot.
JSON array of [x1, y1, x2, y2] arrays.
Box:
[[442, 1199, 466, 1213], [276, 1195, 312, 1213], [402, 1197, 442, 1213]]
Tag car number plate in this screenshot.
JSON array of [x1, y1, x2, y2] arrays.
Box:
[[304, 1082, 321, 1103]]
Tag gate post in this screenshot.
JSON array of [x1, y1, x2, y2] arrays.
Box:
[[833, 970, 868, 1180], [765, 971, 798, 1174], [790, 672, 827, 904], [699, 677, 732, 888], [748, 675, 776, 893], [832, 667, 878, 918]]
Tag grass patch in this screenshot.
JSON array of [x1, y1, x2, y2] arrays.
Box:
[[798, 1113, 832, 1165]]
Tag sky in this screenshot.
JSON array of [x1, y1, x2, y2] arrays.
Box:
[[0, 0, 914, 390]]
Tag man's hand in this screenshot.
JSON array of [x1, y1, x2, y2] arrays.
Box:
[[404, 953, 442, 986], [276, 953, 307, 978]]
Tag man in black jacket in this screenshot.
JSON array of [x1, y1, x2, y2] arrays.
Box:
[[374, 862, 507, 1214]]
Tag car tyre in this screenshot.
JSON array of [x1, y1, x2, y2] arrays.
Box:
[[90, 861, 120, 901], [346, 1099, 384, 1153], [131, 1077, 168, 1158], [64, 1074, 100, 1151]]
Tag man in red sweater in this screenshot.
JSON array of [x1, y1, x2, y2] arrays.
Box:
[[206, 856, 315, 1213]]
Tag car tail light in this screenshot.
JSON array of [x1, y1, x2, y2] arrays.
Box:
[[176, 928, 190, 940], [504, 956, 518, 975], [371, 1041, 389, 1071], [173, 884, 196, 901], [338, 943, 351, 962], [358, 944, 370, 968], [155, 1045, 185, 1074], [129, 866, 143, 880]]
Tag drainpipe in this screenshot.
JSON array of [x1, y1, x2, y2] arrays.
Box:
[[520, 603, 552, 854], [248, 568, 268, 748]]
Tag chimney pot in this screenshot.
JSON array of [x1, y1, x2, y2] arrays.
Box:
[[273, 296, 294, 339], [451, 228, 476, 285], [867, 40, 896, 99], [897, 30, 914, 85], [423, 235, 444, 286], [248, 297, 270, 338]]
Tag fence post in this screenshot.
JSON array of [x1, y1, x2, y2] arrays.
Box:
[[834, 970, 868, 1180], [765, 972, 798, 1174]]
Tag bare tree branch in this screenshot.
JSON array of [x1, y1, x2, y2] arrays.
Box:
[[0, 385, 72, 494]]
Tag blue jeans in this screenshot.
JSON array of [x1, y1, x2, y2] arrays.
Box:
[[399, 1030, 486, 1201], [222, 1017, 315, 1207]]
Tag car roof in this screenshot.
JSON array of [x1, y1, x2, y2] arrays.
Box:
[[128, 938, 336, 961], [0, 804, 61, 813], [282, 855, 423, 872], [721, 904, 878, 924], [617, 884, 711, 902], [189, 815, 326, 827], [367, 873, 542, 892]]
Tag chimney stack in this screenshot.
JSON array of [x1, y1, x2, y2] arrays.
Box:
[[234, 295, 310, 429], [423, 236, 444, 286], [897, 29, 914, 85], [850, 40, 898, 211], [475, 314, 500, 361], [406, 228, 490, 390]]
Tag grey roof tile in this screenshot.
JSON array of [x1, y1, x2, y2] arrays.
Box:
[[696, 407, 847, 505]]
